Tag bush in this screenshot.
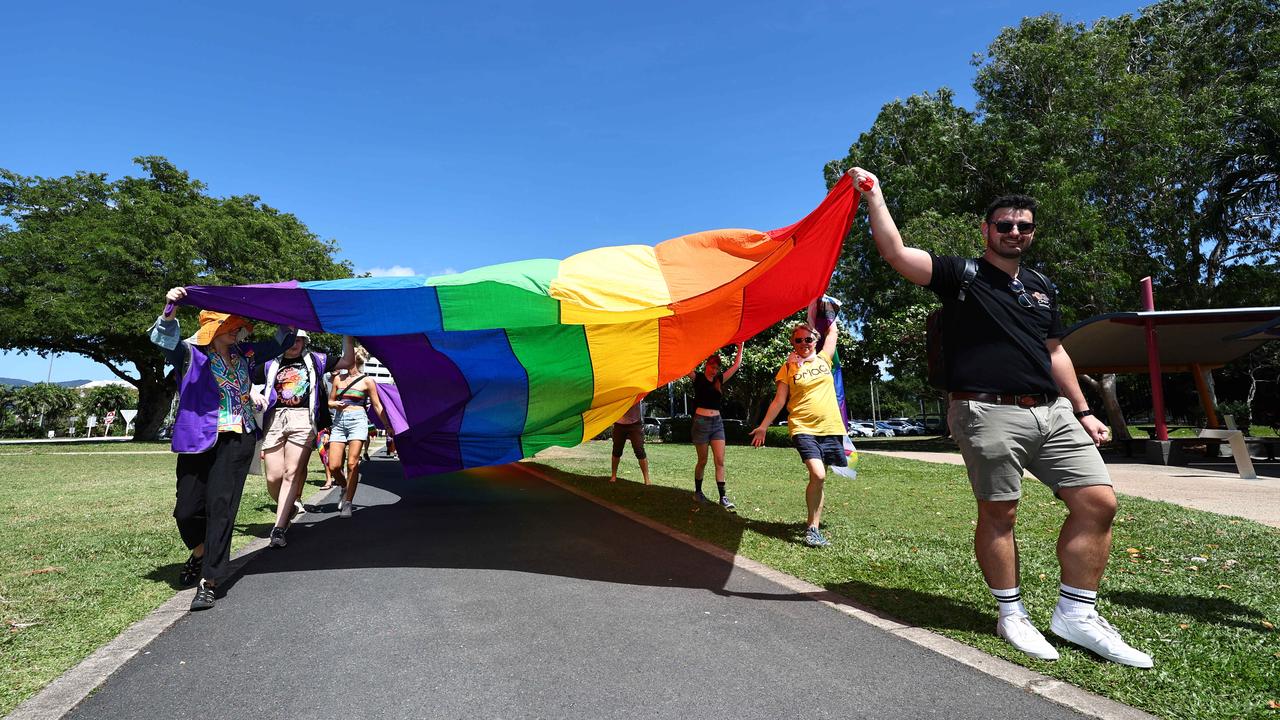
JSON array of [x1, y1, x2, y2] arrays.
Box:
[[660, 416, 755, 445], [765, 426, 792, 447], [1217, 401, 1252, 432]]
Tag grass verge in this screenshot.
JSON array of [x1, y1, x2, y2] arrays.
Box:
[[0, 446, 328, 716], [534, 441, 1280, 720]]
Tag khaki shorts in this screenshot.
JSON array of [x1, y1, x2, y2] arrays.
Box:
[[262, 406, 316, 450], [948, 397, 1111, 501]]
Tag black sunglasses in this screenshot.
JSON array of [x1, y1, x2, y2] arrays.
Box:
[[792, 336, 816, 344], [1009, 277, 1034, 308], [993, 221, 1036, 234]]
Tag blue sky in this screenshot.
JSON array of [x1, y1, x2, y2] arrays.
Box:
[[1, 0, 1145, 382]]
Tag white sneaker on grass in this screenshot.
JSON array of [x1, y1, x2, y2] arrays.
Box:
[[996, 613, 1060, 660], [1050, 609, 1153, 668]]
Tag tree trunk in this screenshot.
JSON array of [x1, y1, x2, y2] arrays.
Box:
[[1079, 373, 1131, 442], [132, 371, 176, 441]]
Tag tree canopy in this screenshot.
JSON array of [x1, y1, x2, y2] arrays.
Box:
[[0, 157, 353, 438], [825, 0, 1279, 423]]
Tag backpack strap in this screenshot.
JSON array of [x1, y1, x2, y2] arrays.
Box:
[[957, 258, 978, 301], [1023, 266, 1056, 304]]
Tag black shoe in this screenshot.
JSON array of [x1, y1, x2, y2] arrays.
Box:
[[179, 553, 202, 587], [190, 581, 216, 611], [269, 526, 287, 548]]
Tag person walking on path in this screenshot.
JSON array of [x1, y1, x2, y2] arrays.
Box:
[[609, 398, 650, 484], [690, 343, 743, 510], [749, 318, 849, 548], [849, 167, 1152, 668], [150, 286, 295, 611], [328, 342, 393, 518], [257, 330, 351, 548]]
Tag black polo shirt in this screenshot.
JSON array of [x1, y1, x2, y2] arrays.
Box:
[[927, 255, 1066, 394]]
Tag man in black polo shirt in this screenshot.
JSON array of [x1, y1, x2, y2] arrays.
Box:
[[849, 167, 1152, 668]]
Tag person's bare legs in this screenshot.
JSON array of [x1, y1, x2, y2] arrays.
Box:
[[264, 443, 286, 505], [610, 454, 621, 482], [693, 442, 709, 495], [975, 499, 1020, 589], [804, 458, 826, 528], [342, 439, 365, 504], [710, 439, 727, 483], [272, 441, 311, 528], [638, 457, 650, 485], [1056, 485, 1117, 589], [327, 441, 348, 496]]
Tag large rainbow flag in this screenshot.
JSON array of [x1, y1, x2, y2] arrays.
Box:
[[181, 175, 859, 477]]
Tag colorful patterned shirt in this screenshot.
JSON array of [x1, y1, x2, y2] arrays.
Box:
[[209, 350, 256, 433]]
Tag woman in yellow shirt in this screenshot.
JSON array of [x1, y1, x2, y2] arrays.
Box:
[[750, 319, 846, 547]]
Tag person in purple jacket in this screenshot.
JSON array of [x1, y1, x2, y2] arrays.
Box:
[[150, 286, 294, 611]]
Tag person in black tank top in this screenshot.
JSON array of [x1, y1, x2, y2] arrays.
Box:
[[689, 342, 743, 510]]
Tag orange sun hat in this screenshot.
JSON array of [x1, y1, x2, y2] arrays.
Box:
[[190, 311, 254, 346]]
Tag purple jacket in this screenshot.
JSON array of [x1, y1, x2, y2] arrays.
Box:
[[150, 315, 291, 454]]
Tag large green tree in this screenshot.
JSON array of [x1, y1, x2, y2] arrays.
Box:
[[826, 0, 1280, 434], [0, 157, 352, 440]]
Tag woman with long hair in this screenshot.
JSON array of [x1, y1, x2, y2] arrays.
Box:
[[327, 342, 392, 518], [690, 342, 743, 510]]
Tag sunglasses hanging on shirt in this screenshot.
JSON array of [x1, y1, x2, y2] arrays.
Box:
[[1009, 277, 1034, 309]]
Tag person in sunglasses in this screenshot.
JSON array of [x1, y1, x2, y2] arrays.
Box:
[[846, 168, 1151, 668], [748, 319, 848, 548]]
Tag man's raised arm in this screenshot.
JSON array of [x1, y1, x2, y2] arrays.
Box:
[[849, 167, 933, 287]]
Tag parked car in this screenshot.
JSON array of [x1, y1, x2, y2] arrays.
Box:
[[873, 421, 897, 437], [847, 421, 874, 438], [883, 419, 923, 436]]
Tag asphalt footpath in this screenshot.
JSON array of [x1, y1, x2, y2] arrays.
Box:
[[62, 456, 1091, 720]]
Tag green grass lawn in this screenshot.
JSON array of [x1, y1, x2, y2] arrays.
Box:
[[533, 441, 1280, 720], [3, 441, 1278, 719], [0, 445, 329, 716]]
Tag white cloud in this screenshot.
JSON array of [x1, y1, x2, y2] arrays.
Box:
[[434, 267, 458, 276], [362, 265, 417, 277]]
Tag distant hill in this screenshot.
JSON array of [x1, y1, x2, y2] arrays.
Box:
[[0, 378, 94, 388]]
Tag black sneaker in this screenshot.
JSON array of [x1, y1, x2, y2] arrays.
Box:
[[190, 580, 216, 611], [178, 553, 202, 587], [269, 526, 287, 548]]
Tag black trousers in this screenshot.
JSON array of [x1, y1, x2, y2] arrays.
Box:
[[174, 432, 257, 584]]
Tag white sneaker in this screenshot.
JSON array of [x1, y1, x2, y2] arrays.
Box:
[[339, 500, 352, 519], [996, 613, 1060, 660], [293, 500, 306, 518], [1050, 609, 1153, 668]]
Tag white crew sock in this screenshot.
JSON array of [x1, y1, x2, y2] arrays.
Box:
[[989, 586, 1027, 618], [1057, 583, 1098, 618]]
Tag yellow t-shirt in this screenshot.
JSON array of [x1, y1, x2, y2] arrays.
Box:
[[776, 355, 846, 436]]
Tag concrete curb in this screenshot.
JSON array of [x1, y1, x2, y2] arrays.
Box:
[[513, 463, 1157, 720]]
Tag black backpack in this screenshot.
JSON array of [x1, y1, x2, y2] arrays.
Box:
[[925, 259, 978, 390]]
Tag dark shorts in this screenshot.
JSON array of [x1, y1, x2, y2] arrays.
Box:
[[792, 434, 848, 467], [691, 414, 725, 444], [611, 422, 646, 459]]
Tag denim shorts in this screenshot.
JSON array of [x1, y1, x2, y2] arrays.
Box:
[[691, 414, 725, 444], [329, 408, 369, 444], [792, 434, 848, 467]]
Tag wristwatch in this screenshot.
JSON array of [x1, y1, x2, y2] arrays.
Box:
[[1073, 409, 1095, 419]]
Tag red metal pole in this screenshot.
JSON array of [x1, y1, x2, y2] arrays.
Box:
[[1141, 277, 1169, 441]]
